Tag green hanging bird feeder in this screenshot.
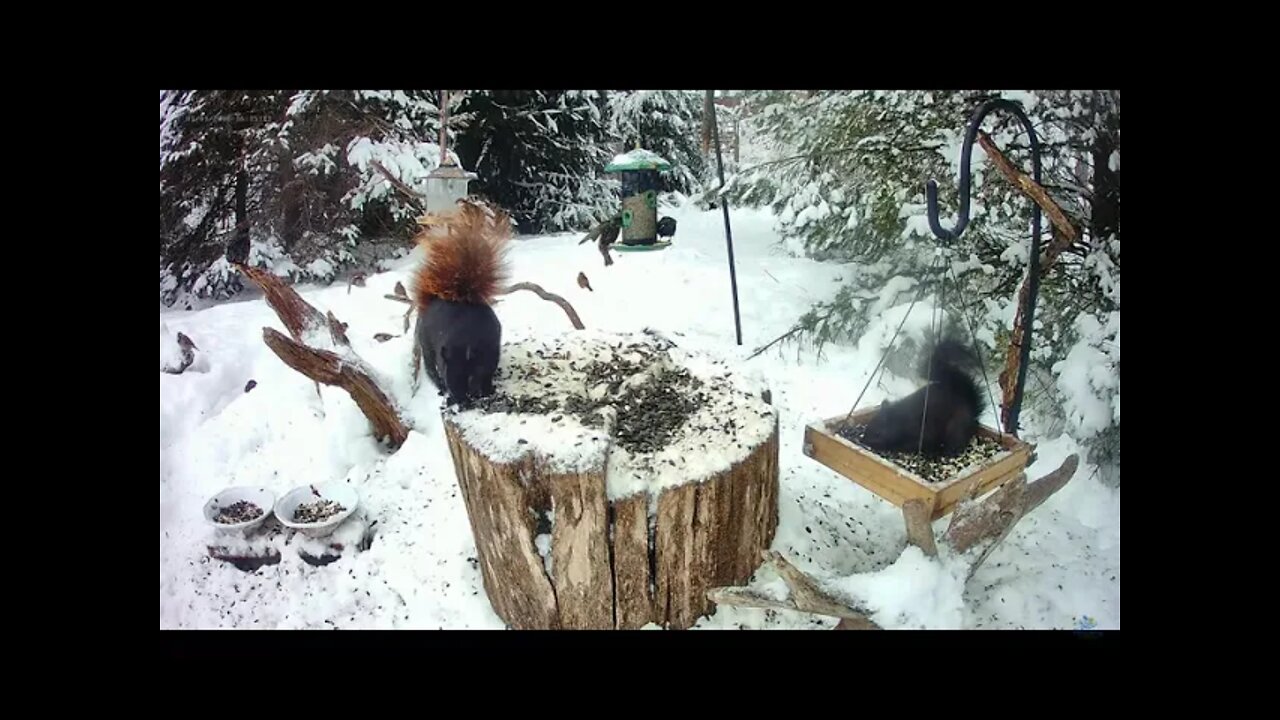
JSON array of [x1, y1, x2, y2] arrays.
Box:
[[605, 148, 672, 247]]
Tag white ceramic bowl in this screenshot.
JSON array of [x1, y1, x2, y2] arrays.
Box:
[[273, 482, 359, 538], [203, 487, 276, 535]]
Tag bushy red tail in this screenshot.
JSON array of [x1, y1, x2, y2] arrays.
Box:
[[411, 202, 511, 308]]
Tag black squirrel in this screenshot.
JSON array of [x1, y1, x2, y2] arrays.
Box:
[[860, 338, 984, 457], [411, 202, 511, 406]]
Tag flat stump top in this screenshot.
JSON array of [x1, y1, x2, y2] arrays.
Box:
[[447, 329, 777, 500]]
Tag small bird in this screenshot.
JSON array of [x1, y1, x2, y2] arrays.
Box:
[[579, 212, 623, 267], [657, 216, 677, 242], [347, 272, 368, 294], [577, 272, 594, 292], [163, 332, 199, 375]]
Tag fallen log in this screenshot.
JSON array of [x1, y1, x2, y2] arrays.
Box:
[[234, 262, 410, 449]]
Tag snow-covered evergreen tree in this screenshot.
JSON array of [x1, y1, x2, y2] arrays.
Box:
[[451, 90, 616, 234], [161, 89, 720, 304], [160, 90, 459, 307], [275, 90, 457, 278], [160, 90, 291, 306], [606, 90, 706, 194]]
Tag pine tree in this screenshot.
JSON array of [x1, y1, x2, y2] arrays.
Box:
[[161, 89, 717, 304], [606, 90, 707, 195], [159, 90, 456, 306], [452, 90, 616, 234], [278, 89, 453, 274], [159, 90, 291, 305]]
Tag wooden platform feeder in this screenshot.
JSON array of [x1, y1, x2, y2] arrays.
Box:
[[803, 406, 1033, 522], [441, 331, 779, 630]]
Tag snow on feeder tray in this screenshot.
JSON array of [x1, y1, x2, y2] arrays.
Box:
[[203, 486, 276, 536], [802, 406, 1033, 522], [441, 329, 779, 630], [274, 482, 359, 538]]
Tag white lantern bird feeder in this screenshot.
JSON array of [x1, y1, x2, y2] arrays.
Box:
[[420, 90, 477, 223]]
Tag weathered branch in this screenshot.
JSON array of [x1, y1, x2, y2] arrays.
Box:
[[941, 453, 1079, 579], [235, 263, 328, 342], [262, 328, 409, 448], [502, 282, 585, 330], [385, 293, 413, 304], [977, 132, 1081, 430], [369, 159, 425, 214], [945, 474, 1027, 580], [706, 587, 877, 625], [234, 262, 409, 448], [977, 131, 1079, 249], [765, 551, 876, 623], [1022, 453, 1080, 515], [705, 587, 796, 613], [707, 550, 881, 628]]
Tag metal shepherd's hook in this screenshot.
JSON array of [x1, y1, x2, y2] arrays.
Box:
[[924, 98, 1043, 436]]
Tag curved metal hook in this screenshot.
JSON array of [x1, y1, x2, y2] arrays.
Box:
[[925, 98, 1042, 245], [924, 97, 1044, 437]]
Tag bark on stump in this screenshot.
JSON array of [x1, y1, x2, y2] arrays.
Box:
[[441, 332, 780, 630]]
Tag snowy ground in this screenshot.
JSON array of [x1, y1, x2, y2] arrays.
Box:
[[159, 202, 1119, 630]]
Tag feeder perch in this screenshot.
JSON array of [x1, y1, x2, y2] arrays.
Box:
[[802, 407, 1033, 521], [605, 148, 672, 246], [419, 162, 477, 224]]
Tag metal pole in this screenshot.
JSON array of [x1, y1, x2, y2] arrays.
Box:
[[439, 90, 449, 166], [924, 98, 1042, 437], [710, 91, 744, 346]]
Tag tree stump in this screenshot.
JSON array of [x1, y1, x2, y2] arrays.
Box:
[[442, 331, 779, 629]]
